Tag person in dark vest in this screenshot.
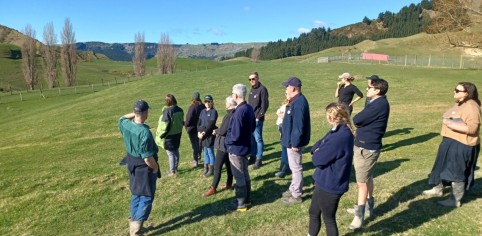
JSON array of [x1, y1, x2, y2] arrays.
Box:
[[119, 100, 160, 235]]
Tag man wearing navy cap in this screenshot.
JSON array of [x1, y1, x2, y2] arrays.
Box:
[[119, 99, 160, 235], [280, 77, 311, 205]]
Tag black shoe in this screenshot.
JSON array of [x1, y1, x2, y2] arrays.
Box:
[[253, 159, 262, 170], [248, 156, 256, 165], [226, 202, 248, 212], [275, 171, 286, 178]]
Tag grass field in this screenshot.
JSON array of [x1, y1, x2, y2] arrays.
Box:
[[1, 57, 481, 235]]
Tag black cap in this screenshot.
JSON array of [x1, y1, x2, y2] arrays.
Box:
[[133, 100, 150, 113], [366, 75, 380, 80], [204, 95, 213, 101]]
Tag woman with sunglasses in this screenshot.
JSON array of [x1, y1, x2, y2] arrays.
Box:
[[423, 82, 480, 208]]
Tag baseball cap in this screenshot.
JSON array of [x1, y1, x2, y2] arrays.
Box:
[[204, 95, 213, 101], [133, 100, 150, 113], [282, 77, 302, 87], [338, 72, 352, 79], [366, 75, 380, 80]]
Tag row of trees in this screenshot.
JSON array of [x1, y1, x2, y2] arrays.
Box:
[[236, 0, 432, 60], [19, 20, 177, 91], [20, 18, 77, 90]]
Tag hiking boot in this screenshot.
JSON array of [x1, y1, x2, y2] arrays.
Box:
[[281, 190, 292, 198], [423, 183, 443, 197], [200, 164, 208, 177], [252, 159, 262, 170], [438, 182, 465, 208], [282, 195, 302, 205], [347, 198, 374, 218], [275, 171, 286, 178], [203, 165, 214, 177], [248, 155, 256, 165], [349, 205, 365, 230], [203, 186, 216, 197]]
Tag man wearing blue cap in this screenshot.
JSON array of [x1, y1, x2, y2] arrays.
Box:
[[119, 100, 160, 235], [280, 77, 311, 205]]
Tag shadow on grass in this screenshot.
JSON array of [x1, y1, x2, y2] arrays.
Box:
[[384, 127, 414, 138], [344, 177, 482, 235], [149, 179, 287, 235], [382, 132, 439, 152]]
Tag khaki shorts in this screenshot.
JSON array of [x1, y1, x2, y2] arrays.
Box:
[[353, 146, 380, 183]]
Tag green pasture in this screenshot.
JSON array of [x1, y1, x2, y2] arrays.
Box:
[[1, 58, 481, 235]]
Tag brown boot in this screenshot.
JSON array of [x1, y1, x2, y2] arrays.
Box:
[[203, 186, 216, 197]]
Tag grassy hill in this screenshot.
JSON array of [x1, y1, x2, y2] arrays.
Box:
[[0, 57, 481, 235]]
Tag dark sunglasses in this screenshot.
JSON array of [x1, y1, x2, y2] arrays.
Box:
[[454, 88, 466, 93], [204, 100, 212, 103], [248, 78, 256, 81]]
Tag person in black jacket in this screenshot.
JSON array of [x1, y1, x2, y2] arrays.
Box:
[[308, 102, 354, 236], [197, 95, 218, 177], [203, 96, 236, 197], [280, 77, 311, 205], [185, 92, 205, 168], [348, 78, 390, 230], [248, 72, 269, 169]]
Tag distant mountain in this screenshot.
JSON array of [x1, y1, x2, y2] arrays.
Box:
[[75, 41, 267, 61]]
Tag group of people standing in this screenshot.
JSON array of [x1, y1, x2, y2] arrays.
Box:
[[118, 71, 480, 236]]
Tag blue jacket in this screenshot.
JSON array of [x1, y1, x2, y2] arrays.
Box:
[[225, 101, 256, 156], [353, 95, 390, 150], [281, 93, 311, 148], [311, 124, 353, 195]]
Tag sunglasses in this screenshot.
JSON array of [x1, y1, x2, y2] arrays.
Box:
[[454, 88, 466, 93], [204, 100, 212, 103], [248, 77, 256, 81]]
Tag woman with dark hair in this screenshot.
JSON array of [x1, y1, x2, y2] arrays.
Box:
[[203, 96, 236, 196], [335, 72, 363, 115], [185, 92, 206, 168], [308, 103, 354, 236], [423, 82, 481, 208], [155, 94, 184, 177]]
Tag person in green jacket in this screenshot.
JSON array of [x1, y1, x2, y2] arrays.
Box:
[[155, 94, 184, 177]]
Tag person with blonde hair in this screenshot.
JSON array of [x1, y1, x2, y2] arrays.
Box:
[[275, 95, 290, 178], [335, 72, 363, 115], [308, 102, 354, 236]]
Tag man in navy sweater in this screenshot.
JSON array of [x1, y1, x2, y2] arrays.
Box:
[[280, 77, 311, 205], [225, 83, 256, 212], [349, 77, 390, 230]]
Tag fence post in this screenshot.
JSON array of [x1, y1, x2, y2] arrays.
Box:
[[19, 91, 23, 101], [428, 55, 431, 67], [58, 87, 61, 95], [460, 55, 463, 69], [75, 86, 77, 94], [91, 83, 94, 92]]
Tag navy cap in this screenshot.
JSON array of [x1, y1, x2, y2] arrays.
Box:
[[133, 100, 150, 113], [282, 77, 302, 87], [366, 75, 380, 80]]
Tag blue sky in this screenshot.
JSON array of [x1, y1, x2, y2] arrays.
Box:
[[1, 0, 422, 44]]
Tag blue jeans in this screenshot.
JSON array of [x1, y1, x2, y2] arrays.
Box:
[[281, 145, 288, 165], [251, 120, 264, 159], [130, 172, 157, 221], [166, 149, 179, 173], [204, 146, 215, 165]]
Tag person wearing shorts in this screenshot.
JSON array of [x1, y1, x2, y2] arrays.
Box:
[[348, 77, 390, 230]]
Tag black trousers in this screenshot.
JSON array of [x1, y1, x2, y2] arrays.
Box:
[[308, 186, 342, 236], [187, 131, 202, 162], [211, 149, 233, 189]]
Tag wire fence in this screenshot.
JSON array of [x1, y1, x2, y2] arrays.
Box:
[[319, 54, 482, 69], [0, 76, 143, 104]]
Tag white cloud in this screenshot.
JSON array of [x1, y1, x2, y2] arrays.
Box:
[[297, 27, 311, 34], [313, 20, 328, 28]]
